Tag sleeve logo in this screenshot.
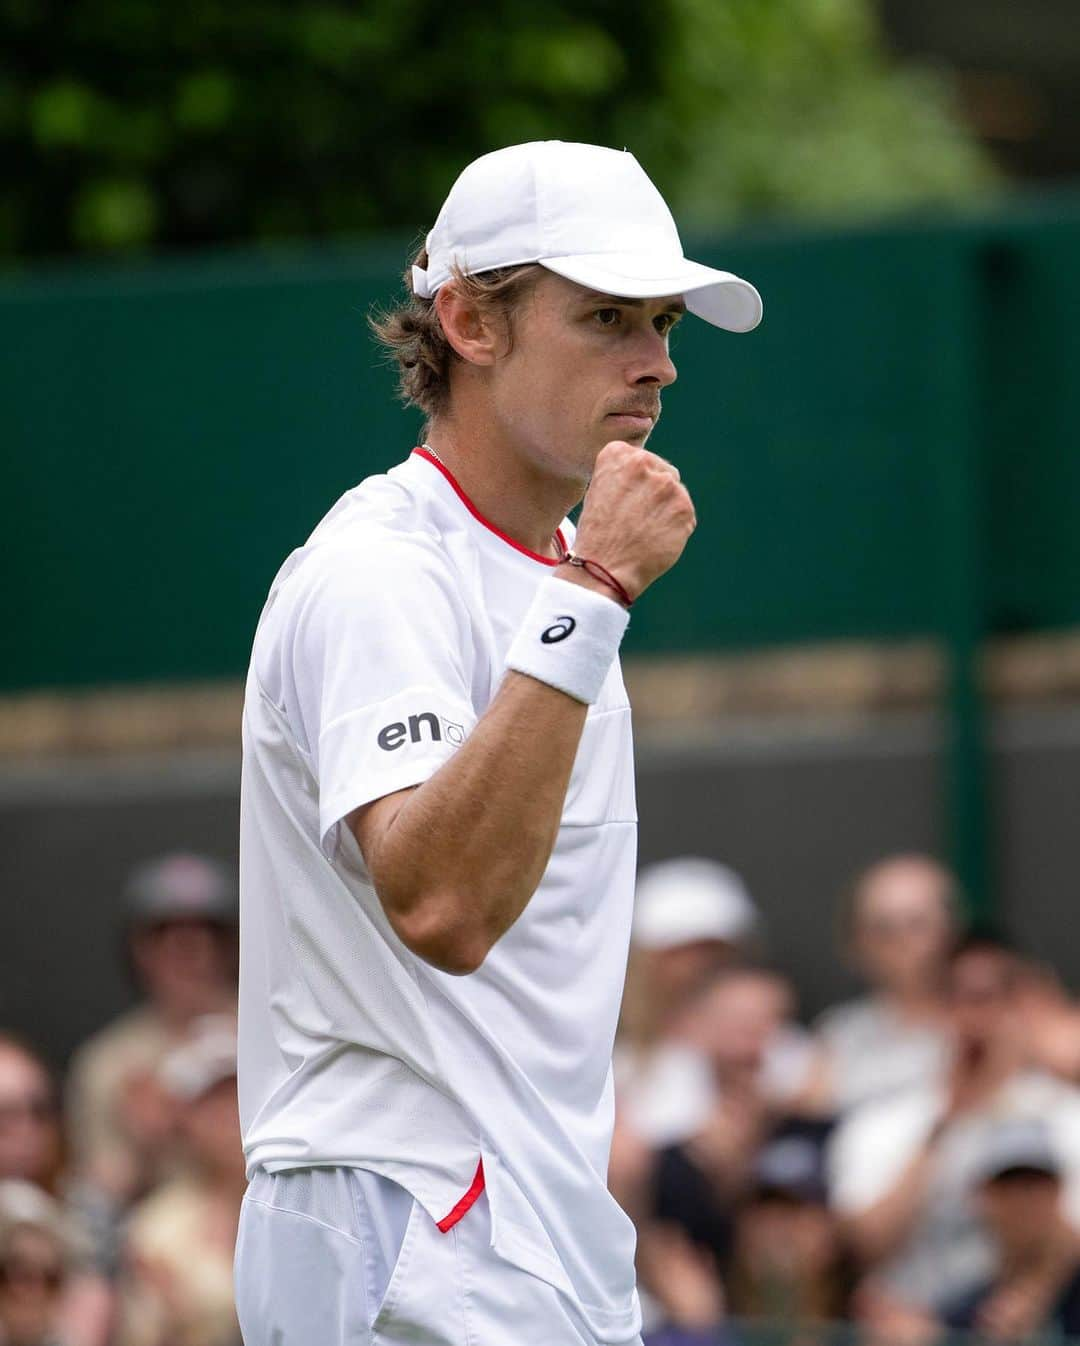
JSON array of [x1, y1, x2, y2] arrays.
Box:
[[377, 712, 466, 751], [540, 615, 576, 644]]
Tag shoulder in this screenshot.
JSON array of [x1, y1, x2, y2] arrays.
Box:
[[256, 494, 469, 668], [814, 995, 878, 1043], [827, 1084, 941, 1208], [286, 459, 476, 611], [830, 1083, 940, 1160]]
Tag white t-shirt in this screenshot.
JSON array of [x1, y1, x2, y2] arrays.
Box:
[[828, 1070, 1080, 1310], [238, 448, 641, 1342], [815, 994, 951, 1113]]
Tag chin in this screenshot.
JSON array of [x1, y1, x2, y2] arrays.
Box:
[[600, 423, 652, 449]]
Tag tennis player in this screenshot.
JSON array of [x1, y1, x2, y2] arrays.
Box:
[[234, 140, 762, 1345]]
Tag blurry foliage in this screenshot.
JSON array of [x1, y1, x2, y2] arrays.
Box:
[[0, 0, 995, 262], [649, 0, 996, 226]]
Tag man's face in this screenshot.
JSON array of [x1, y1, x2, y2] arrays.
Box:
[[851, 861, 953, 990], [485, 272, 683, 485], [949, 948, 1016, 1046], [131, 917, 234, 1008], [689, 971, 791, 1082]]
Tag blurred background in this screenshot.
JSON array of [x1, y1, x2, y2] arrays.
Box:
[[2, 1, 1080, 1344]]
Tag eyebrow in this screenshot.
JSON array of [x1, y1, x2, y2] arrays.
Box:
[[583, 291, 687, 314]]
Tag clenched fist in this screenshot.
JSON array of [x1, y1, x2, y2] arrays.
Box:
[[566, 440, 696, 601]]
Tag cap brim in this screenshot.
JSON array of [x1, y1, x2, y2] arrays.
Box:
[[540, 252, 762, 333]]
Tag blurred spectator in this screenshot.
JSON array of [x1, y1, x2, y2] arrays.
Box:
[[0, 1180, 111, 1346], [649, 968, 824, 1274], [616, 859, 762, 1148], [942, 1118, 1080, 1341], [727, 1123, 852, 1324], [829, 930, 1080, 1314], [815, 855, 958, 1114], [0, 1041, 63, 1194], [65, 854, 237, 1207], [116, 1015, 243, 1346], [631, 859, 760, 1022]]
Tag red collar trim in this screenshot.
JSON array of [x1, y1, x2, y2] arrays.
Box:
[[412, 447, 566, 567]]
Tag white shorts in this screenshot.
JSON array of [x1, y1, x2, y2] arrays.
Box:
[[234, 1166, 643, 1346]]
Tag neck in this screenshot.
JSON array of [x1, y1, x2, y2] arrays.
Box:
[[424, 408, 586, 560], [882, 984, 945, 1020], [157, 985, 232, 1030]]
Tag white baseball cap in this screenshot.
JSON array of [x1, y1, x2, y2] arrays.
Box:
[[632, 856, 760, 950], [412, 141, 763, 334]]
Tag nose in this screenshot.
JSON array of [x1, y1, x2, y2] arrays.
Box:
[[629, 328, 678, 389]]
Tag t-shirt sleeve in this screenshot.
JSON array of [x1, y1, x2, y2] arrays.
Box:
[[278, 535, 478, 857]]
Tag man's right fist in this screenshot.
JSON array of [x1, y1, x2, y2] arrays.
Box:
[[569, 440, 697, 601]]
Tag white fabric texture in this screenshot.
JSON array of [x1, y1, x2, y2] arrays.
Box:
[[235, 1166, 414, 1338], [238, 449, 641, 1343], [505, 573, 630, 704], [235, 1166, 644, 1346], [814, 995, 951, 1113]]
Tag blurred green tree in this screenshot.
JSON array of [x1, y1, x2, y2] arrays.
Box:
[[0, 0, 994, 263]]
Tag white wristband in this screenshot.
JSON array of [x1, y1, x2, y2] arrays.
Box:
[[505, 574, 630, 705]]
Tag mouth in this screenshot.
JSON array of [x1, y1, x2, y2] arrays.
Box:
[[605, 410, 657, 433]]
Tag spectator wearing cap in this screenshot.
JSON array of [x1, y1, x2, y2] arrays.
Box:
[[0, 1180, 111, 1346], [116, 1016, 243, 1346], [828, 931, 1080, 1315], [815, 854, 958, 1115], [65, 855, 237, 1209], [647, 968, 827, 1280], [727, 1122, 852, 1325], [615, 859, 765, 1150], [941, 1119, 1080, 1342]]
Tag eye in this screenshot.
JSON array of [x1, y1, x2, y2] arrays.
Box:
[[654, 312, 682, 336], [594, 307, 621, 327]]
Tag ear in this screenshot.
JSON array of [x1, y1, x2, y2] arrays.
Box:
[[435, 284, 503, 367]]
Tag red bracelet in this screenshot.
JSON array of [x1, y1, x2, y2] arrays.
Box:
[[557, 551, 634, 608]]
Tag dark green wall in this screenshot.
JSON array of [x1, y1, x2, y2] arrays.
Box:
[[4, 195, 1079, 692]]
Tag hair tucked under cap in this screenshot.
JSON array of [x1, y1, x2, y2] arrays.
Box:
[[369, 246, 543, 418]]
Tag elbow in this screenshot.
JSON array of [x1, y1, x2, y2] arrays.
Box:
[[388, 898, 493, 976]]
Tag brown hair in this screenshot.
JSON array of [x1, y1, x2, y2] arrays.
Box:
[[369, 245, 544, 418]]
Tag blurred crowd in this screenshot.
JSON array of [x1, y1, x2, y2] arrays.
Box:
[[614, 855, 1080, 1346], [3, 851, 1080, 1346], [0, 855, 243, 1346]]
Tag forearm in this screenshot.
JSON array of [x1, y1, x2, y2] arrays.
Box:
[[349, 439, 696, 974], [844, 1145, 937, 1265], [357, 668, 589, 973]]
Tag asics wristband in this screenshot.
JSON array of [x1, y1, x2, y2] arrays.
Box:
[[505, 574, 630, 705]]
